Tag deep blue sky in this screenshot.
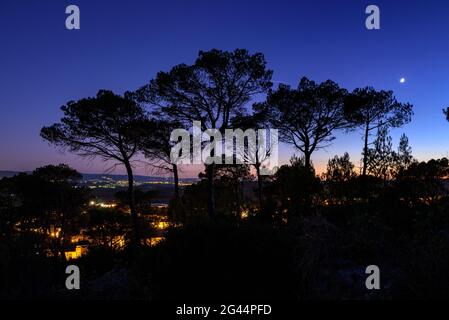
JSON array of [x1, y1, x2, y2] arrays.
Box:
[[1, 0, 448, 177]]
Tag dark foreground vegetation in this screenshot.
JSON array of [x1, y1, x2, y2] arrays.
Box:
[[2, 156, 449, 300]]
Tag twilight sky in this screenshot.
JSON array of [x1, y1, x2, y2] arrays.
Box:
[[0, 0, 448, 177]]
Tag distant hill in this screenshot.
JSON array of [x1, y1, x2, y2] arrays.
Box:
[[0, 171, 198, 183], [80, 173, 198, 184], [0, 171, 25, 178]]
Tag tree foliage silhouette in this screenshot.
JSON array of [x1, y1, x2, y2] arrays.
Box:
[[40, 90, 146, 247], [344, 87, 413, 177], [231, 111, 272, 210], [257, 77, 348, 169], [86, 207, 131, 250], [136, 49, 273, 217], [0, 164, 88, 259], [391, 133, 415, 177], [138, 118, 185, 200], [322, 152, 356, 183], [322, 152, 356, 201], [366, 127, 394, 181], [271, 156, 321, 219]]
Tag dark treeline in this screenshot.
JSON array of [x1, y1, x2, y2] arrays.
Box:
[[1, 49, 449, 299]]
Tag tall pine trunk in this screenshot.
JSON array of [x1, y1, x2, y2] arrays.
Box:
[[304, 151, 311, 170], [173, 163, 180, 199], [124, 161, 138, 247], [303, 137, 312, 169], [362, 121, 370, 177], [206, 163, 216, 218], [171, 163, 184, 223], [255, 163, 263, 209]]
